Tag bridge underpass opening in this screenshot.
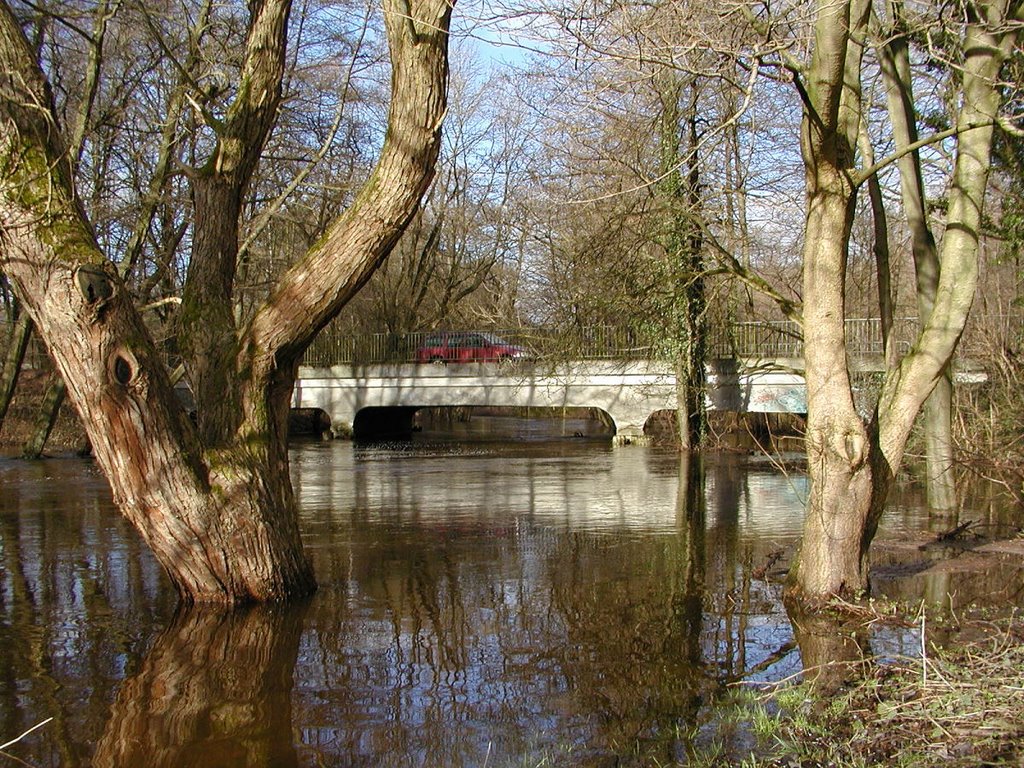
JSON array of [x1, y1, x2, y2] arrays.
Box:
[[354, 406, 617, 442], [352, 407, 421, 440], [288, 407, 332, 439]]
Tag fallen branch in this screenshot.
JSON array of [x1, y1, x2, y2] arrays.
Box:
[[935, 520, 975, 543]]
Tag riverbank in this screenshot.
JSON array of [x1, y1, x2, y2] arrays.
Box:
[[712, 603, 1024, 767]]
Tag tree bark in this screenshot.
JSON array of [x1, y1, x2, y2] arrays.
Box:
[[791, 0, 1021, 601], [790, 0, 875, 600], [0, 0, 454, 605]]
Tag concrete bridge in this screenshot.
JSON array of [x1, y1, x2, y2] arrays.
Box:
[[293, 358, 808, 442]]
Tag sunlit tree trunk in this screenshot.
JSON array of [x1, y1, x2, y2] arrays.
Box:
[[0, 0, 455, 604], [879, 0, 956, 514], [790, 0, 1020, 601], [789, 0, 874, 599], [867, 0, 1018, 539]]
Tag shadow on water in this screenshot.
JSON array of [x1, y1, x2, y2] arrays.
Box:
[[1, 440, 1022, 765]]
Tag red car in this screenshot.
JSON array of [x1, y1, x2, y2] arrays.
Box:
[[415, 332, 528, 364]]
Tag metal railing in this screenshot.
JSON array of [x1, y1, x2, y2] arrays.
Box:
[[706, 317, 921, 359], [302, 318, 925, 367], [0, 315, 1002, 372], [302, 326, 652, 367]]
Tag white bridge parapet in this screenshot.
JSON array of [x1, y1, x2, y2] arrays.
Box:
[[293, 359, 808, 441]]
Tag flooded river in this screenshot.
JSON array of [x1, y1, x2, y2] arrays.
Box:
[[1, 418, 1021, 766]]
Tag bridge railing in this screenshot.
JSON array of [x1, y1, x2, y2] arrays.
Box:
[[706, 317, 920, 359], [302, 326, 655, 367], [301, 319, 927, 367]]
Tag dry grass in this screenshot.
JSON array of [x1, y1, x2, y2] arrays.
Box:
[[742, 609, 1024, 767]]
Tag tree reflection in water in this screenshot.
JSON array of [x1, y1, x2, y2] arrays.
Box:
[[9, 443, 1010, 766], [93, 604, 307, 768], [786, 606, 871, 693], [287, 452, 746, 766]]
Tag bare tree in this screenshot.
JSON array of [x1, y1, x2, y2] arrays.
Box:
[[790, 0, 1022, 599], [492, 0, 1021, 600], [0, 0, 455, 604]]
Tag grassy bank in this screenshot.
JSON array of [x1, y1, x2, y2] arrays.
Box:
[[707, 606, 1024, 767]]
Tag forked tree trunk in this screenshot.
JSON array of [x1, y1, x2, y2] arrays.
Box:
[[0, 0, 454, 605], [866, 0, 1016, 536], [790, 0, 1019, 602]]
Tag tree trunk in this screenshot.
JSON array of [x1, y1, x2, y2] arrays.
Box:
[[791, 0, 1020, 602], [868, 0, 1016, 535], [22, 375, 64, 459], [0, 0, 454, 605], [0, 311, 30, 428], [657, 72, 707, 451], [789, 0, 874, 600], [922, 373, 956, 513], [879, 3, 957, 513]]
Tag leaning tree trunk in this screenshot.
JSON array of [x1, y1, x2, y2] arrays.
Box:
[[0, 0, 454, 605]]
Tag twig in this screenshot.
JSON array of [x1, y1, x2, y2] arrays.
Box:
[[935, 520, 975, 542], [0, 717, 53, 751], [921, 607, 927, 688]]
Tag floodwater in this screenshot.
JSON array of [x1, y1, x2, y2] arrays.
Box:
[[0, 415, 1021, 767]]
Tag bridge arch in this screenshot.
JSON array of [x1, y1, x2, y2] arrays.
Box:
[[292, 360, 810, 444], [351, 406, 421, 439]]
